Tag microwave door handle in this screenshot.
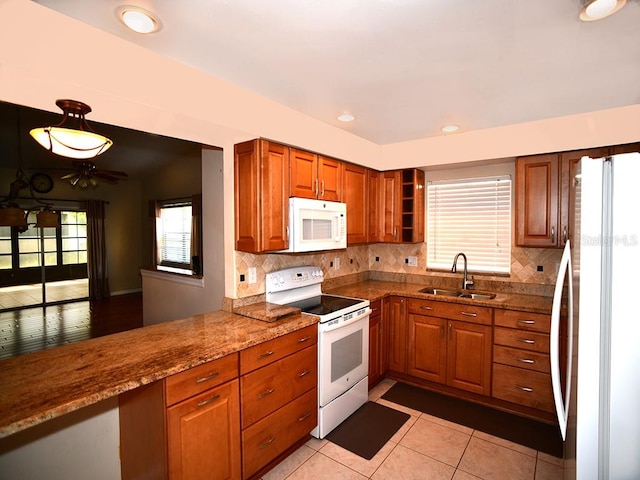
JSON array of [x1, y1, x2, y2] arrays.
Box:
[[334, 213, 340, 241]]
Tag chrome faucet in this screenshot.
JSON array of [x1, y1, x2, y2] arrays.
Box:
[[452, 253, 474, 290]]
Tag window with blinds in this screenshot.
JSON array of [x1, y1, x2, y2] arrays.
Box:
[[158, 202, 192, 269], [427, 175, 511, 274]]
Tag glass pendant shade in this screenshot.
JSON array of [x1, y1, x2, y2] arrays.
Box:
[[36, 209, 59, 228], [0, 206, 27, 228], [30, 99, 113, 159]]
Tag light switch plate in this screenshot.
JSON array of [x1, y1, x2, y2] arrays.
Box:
[[248, 267, 257, 284], [407, 256, 418, 267]]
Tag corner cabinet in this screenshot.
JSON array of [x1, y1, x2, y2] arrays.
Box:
[[235, 139, 290, 253], [381, 169, 425, 243], [119, 353, 241, 480]]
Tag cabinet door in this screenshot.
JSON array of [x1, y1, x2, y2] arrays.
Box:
[[368, 312, 382, 388], [407, 314, 446, 383], [367, 169, 381, 243], [343, 163, 368, 244], [318, 155, 342, 201], [381, 171, 401, 243], [446, 321, 492, 395], [387, 296, 407, 372], [290, 148, 318, 199], [235, 140, 261, 252], [261, 141, 290, 251], [515, 153, 560, 247], [560, 147, 609, 247], [167, 380, 241, 480]]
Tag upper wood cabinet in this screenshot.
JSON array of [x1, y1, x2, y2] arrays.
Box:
[[343, 163, 368, 245], [516, 147, 607, 248], [381, 169, 425, 243], [235, 139, 290, 253], [290, 148, 342, 201], [367, 169, 381, 243]]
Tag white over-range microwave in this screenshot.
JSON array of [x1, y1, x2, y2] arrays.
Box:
[[280, 197, 347, 253]]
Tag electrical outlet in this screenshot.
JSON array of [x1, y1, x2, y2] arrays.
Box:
[[334, 257, 340, 270], [248, 267, 257, 284], [239, 274, 245, 282], [375, 256, 380, 262], [407, 256, 418, 267], [537, 265, 544, 272]]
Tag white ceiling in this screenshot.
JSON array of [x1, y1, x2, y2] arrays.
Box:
[[33, 0, 640, 145]]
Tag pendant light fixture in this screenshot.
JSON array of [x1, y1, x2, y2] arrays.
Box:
[[30, 99, 113, 159], [579, 0, 627, 21]]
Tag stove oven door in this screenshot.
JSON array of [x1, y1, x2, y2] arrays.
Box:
[[318, 309, 370, 407]]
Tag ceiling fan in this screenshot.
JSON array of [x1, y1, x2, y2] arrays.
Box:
[[61, 160, 128, 190]]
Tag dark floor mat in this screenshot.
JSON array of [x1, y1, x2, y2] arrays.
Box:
[[325, 401, 410, 460], [381, 382, 563, 457]]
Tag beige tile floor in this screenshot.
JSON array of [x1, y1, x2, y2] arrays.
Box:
[[262, 379, 564, 480]]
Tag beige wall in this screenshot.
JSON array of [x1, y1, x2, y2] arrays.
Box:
[[1, 0, 639, 304]]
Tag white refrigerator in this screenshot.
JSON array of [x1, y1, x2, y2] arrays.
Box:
[[551, 152, 640, 479]]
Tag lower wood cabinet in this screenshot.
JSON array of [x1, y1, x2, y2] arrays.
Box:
[[387, 296, 408, 373], [368, 299, 386, 388], [406, 299, 492, 396], [119, 353, 241, 480]]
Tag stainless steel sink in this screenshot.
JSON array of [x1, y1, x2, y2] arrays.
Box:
[[457, 292, 496, 300], [418, 287, 462, 296], [418, 287, 496, 300]]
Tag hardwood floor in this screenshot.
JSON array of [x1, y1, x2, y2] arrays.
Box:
[[0, 293, 143, 361]]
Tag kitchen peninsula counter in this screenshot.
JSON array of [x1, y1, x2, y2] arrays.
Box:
[[325, 280, 554, 314], [0, 309, 317, 439]]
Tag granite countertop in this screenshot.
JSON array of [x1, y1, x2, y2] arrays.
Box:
[[325, 280, 554, 314], [0, 309, 317, 439]]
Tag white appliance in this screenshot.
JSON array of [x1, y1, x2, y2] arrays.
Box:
[[266, 266, 370, 438], [280, 198, 347, 253], [550, 152, 640, 479]]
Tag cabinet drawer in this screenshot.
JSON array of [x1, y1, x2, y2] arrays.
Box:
[[494, 327, 549, 353], [370, 299, 382, 319], [241, 345, 317, 427], [240, 324, 317, 375], [165, 353, 239, 406], [242, 388, 317, 479], [493, 345, 550, 374], [494, 309, 550, 333], [492, 363, 554, 412], [408, 298, 492, 325]]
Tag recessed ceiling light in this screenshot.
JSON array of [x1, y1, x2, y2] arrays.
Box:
[[337, 113, 356, 122], [441, 125, 459, 134], [116, 6, 161, 34], [579, 0, 626, 21]]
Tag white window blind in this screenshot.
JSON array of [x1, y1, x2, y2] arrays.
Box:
[[158, 203, 192, 267], [427, 176, 511, 274]]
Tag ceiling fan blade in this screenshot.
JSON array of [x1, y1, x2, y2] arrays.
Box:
[[94, 168, 128, 178], [61, 172, 80, 180], [94, 173, 123, 183]]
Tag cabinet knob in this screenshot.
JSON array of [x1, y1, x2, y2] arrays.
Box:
[[551, 226, 555, 243]]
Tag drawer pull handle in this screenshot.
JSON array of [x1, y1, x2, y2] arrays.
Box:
[[517, 320, 536, 325], [258, 388, 275, 399], [197, 394, 220, 408], [298, 411, 313, 422], [516, 357, 535, 364], [196, 372, 219, 384], [297, 336, 312, 343], [259, 437, 276, 449], [461, 311, 477, 317], [298, 369, 312, 378], [516, 385, 534, 393], [420, 306, 433, 311], [517, 338, 535, 345], [257, 350, 275, 359]]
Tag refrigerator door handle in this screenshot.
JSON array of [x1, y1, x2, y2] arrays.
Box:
[[550, 240, 574, 441]]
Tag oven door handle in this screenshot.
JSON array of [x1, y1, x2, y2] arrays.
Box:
[[321, 307, 371, 332]]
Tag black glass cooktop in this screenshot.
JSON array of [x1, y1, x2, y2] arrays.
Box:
[[287, 295, 362, 316]]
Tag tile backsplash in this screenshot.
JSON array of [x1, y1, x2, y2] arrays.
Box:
[[235, 243, 562, 299]]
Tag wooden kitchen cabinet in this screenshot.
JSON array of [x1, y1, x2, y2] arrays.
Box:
[[240, 324, 318, 479], [368, 299, 386, 388], [387, 296, 408, 373], [516, 147, 608, 248], [492, 309, 554, 413], [290, 148, 342, 201], [407, 298, 492, 396], [235, 139, 290, 253], [380, 169, 425, 243], [119, 353, 241, 480], [367, 169, 381, 243], [343, 162, 368, 245]]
